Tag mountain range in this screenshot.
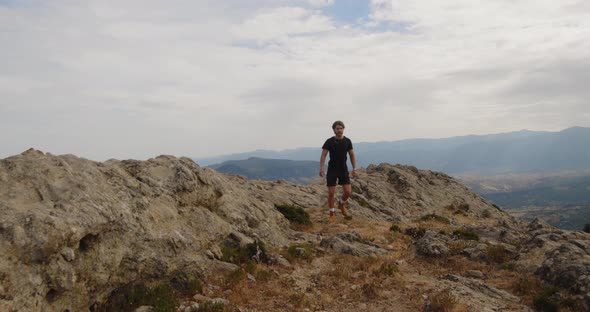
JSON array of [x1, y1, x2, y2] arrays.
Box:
[[196, 126, 590, 176]]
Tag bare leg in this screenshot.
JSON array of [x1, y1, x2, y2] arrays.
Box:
[[328, 186, 336, 208], [341, 184, 352, 202]]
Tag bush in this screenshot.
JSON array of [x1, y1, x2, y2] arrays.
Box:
[[361, 283, 378, 299], [170, 273, 203, 295], [357, 198, 370, 208], [104, 284, 179, 312], [224, 268, 246, 288], [430, 289, 456, 312], [486, 244, 510, 264], [452, 229, 479, 241], [482, 210, 492, 218], [373, 262, 398, 276], [390, 224, 401, 233], [275, 204, 312, 226], [221, 240, 268, 264], [197, 301, 231, 312], [287, 243, 314, 261], [584, 224, 590, 233], [404, 227, 426, 239], [533, 287, 560, 312], [418, 214, 450, 224]]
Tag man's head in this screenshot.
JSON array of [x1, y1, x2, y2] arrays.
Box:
[[332, 120, 345, 137]]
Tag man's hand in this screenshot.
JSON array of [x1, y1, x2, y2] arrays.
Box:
[[351, 169, 357, 178], [319, 168, 325, 177]]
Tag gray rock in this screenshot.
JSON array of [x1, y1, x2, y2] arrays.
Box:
[[466, 270, 484, 279], [319, 232, 386, 257], [416, 231, 450, 257], [60, 247, 75, 262]]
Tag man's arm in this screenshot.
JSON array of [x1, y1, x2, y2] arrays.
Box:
[[349, 149, 357, 177], [320, 149, 328, 177]]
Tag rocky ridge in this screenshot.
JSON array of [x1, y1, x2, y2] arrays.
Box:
[[0, 149, 588, 311]]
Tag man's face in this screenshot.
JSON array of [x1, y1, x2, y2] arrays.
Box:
[[333, 125, 344, 137]]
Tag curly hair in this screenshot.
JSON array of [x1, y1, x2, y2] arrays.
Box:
[[332, 120, 345, 130]]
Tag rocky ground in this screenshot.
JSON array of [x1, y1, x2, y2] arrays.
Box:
[[1, 149, 589, 311]]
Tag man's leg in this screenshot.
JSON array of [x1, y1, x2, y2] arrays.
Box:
[[341, 184, 352, 202], [326, 175, 337, 222], [328, 186, 336, 209], [336, 172, 352, 217]]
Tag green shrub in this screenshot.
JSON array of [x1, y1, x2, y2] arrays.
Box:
[[513, 277, 532, 295], [486, 244, 510, 264], [275, 204, 312, 226], [533, 287, 559, 312], [404, 227, 426, 239], [430, 289, 456, 312], [418, 214, 450, 224], [170, 273, 203, 295], [357, 198, 370, 208], [583, 224, 590, 233], [373, 262, 398, 276], [221, 241, 268, 264], [104, 283, 179, 312], [390, 224, 401, 233], [361, 283, 378, 299], [452, 229, 479, 241], [197, 301, 231, 312], [224, 268, 245, 288], [287, 243, 314, 261]]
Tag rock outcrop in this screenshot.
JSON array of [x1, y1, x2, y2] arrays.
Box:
[[1, 149, 589, 311]]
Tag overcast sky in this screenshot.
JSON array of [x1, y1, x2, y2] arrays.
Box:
[[1, 0, 589, 160]]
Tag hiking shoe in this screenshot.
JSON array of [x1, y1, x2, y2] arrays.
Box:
[[338, 201, 350, 217], [329, 211, 336, 223]]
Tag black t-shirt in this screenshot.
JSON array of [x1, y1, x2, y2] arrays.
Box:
[[322, 136, 353, 173]]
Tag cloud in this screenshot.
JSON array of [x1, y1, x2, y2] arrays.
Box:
[[0, 0, 589, 160]]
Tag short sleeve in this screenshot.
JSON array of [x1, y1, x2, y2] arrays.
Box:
[[322, 138, 330, 150]]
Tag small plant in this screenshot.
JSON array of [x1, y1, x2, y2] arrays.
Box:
[[482, 210, 492, 218], [373, 262, 399, 276], [492, 203, 501, 210], [288, 293, 308, 308], [197, 301, 230, 312], [224, 268, 246, 288], [170, 273, 203, 295], [500, 262, 516, 271], [452, 229, 479, 241], [221, 241, 268, 265], [286, 243, 314, 261], [486, 244, 510, 264], [513, 277, 532, 295], [390, 224, 401, 233], [418, 214, 450, 224], [584, 224, 590, 233], [404, 227, 426, 239], [357, 198, 370, 208], [275, 204, 312, 226], [533, 286, 560, 312], [361, 283, 378, 299], [104, 283, 179, 312], [429, 289, 456, 312], [255, 269, 273, 283]]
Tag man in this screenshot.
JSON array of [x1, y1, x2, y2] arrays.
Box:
[[320, 120, 357, 222]]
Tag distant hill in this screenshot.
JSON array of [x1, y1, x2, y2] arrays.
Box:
[[461, 172, 590, 230], [209, 157, 320, 184], [195, 126, 590, 176]]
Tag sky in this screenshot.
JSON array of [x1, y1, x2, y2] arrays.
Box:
[[1, 0, 589, 160]]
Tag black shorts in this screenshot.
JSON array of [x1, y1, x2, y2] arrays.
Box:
[[326, 172, 350, 187]]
